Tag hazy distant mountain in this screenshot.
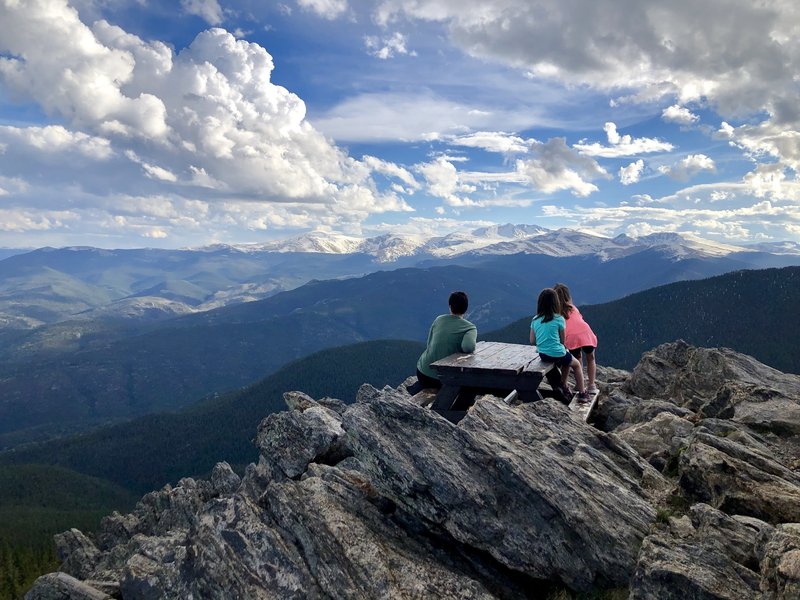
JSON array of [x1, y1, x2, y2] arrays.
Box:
[[0, 246, 378, 328], [0, 248, 30, 261], [0, 265, 535, 444], [744, 241, 800, 255]]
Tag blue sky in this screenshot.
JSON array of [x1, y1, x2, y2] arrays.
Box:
[[0, 0, 798, 248]]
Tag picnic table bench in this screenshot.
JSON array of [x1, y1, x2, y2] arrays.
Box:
[[429, 341, 566, 423]]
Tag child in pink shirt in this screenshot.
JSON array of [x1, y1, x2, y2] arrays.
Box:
[[554, 283, 598, 393]]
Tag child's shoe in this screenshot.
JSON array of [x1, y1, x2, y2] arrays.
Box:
[[587, 384, 599, 394], [576, 391, 590, 403]]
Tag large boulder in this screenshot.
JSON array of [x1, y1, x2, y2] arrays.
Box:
[[25, 573, 111, 600], [630, 504, 770, 599], [256, 397, 348, 479], [343, 389, 667, 591], [678, 431, 800, 523], [631, 504, 800, 599], [616, 411, 695, 471], [626, 342, 800, 430]]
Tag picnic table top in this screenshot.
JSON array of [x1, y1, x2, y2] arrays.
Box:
[[431, 341, 553, 376]]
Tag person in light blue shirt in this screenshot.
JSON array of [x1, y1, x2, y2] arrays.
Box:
[[530, 288, 588, 402]]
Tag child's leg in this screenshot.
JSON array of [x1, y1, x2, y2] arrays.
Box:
[[568, 349, 581, 389], [586, 350, 597, 389], [560, 363, 571, 388], [570, 355, 585, 393]]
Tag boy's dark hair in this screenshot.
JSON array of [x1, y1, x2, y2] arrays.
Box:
[[553, 283, 573, 317], [449, 291, 469, 315], [536, 288, 561, 323]]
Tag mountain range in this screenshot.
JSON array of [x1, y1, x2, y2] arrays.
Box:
[[2, 226, 798, 330]]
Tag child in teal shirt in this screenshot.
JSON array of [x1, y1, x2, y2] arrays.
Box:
[[530, 288, 588, 402]]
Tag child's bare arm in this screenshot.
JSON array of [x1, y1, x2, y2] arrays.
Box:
[[529, 329, 536, 345]]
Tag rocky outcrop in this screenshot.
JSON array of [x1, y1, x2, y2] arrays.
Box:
[[27, 341, 800, 599]]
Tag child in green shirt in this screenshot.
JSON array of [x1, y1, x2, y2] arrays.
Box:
[[407, 291, 477, 394]]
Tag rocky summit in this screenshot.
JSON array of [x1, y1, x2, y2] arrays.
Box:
[[27, 341, 800, 599]]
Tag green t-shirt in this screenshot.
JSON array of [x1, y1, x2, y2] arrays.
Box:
[[416, 314, 478, 379]]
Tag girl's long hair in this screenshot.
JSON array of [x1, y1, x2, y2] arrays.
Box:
[[553, 283, 573, 317], [536, 288, 561, 323]]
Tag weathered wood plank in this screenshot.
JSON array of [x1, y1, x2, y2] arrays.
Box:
[[568, 389, 600, 421], [522, 354, 552, 374], [433, 344, 531, 374]]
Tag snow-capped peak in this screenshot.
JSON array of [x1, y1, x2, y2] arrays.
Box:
[[200, 225, 763, 263]]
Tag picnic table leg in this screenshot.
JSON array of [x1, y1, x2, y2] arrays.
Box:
[[431, 385, 460, 412]]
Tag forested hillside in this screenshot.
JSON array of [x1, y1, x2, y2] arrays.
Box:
[[0, 465, 136, 600], [487, 266, 800, 374], [0, 340, 424, 493]]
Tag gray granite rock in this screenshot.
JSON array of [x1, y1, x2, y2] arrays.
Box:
[[25, 573, 111, 600], [264, 464, 504, 598], [53, 529, 100, 580], [616, 411, 695, 471], [759, 524, 800, 599], [630, 504, 800, 599], [630, 504, 764, 600], [29, 343, 800, 599], [593, 391, 693, 433], [256, 402, 348, 478], [626, 341, 800, 427], [210, 461, 241, 495], [342, 390, 666, 592], [679, 431, 800, 523]]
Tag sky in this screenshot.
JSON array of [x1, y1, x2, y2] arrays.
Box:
[[0, 0, 798, 248]]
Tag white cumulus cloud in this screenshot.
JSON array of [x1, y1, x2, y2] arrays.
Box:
[[520, 138, 609, 196], [364, 32, 413, 59], [574, 123, 673, 158], [449, 131, 530, 154], [658, 154, 716, 181], [619, 160, 644, 185], [0, 1, 412, 244], [417, 156, 477, 206], [373, 1, 800, 180], [662, 104, 699, 126]]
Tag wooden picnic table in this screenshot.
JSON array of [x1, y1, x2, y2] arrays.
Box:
[[429, 341, 565, 423]]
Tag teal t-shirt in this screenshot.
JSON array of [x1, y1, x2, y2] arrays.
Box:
[[417, 314, 478, 379], [531, 314, 566, 357]]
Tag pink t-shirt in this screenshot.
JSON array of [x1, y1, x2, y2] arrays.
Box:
[[563, 305, 598, 350]]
